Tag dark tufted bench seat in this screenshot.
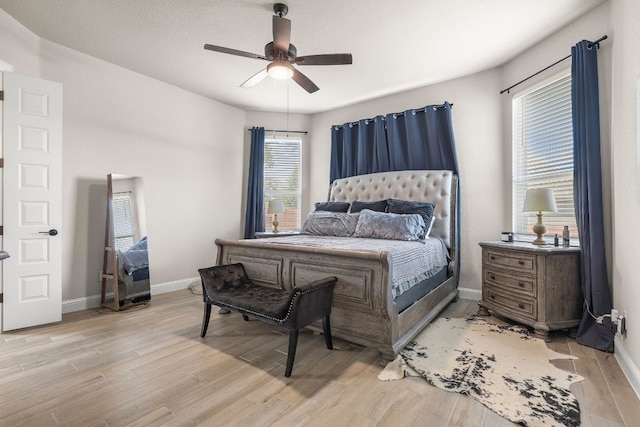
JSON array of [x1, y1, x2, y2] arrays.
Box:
[[198, 263, 337, 377]]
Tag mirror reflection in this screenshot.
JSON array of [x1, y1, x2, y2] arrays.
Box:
[[101, 174, 150, 309]]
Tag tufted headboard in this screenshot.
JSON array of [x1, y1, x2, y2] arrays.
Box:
[[329, 170, 458, 250]]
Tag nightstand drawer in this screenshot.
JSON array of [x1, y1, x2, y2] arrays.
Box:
[[483, 285, 537, 320], [484, 269, 536, 296], [485, 249, 536, 275]]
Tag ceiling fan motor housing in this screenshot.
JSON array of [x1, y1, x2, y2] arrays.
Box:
[[265, 41, 297, 61]]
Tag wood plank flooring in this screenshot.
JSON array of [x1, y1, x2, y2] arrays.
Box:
[[1, 290, 638, 426]]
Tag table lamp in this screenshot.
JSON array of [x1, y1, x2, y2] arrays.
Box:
[[267, 199, 284, 233], [522, 188, 557, 245]]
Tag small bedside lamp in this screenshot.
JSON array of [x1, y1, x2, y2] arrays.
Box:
[[522, 188, 557, 245], [267, 199, 284, 233]]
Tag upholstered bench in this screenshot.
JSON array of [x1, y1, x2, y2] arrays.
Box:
[[198, 263, 337, 377]]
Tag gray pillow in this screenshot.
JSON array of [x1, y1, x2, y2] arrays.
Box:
[[350, 199, 387, 213], [386, 199, 436, 239], [314, 201, 350, 212], [301, 211, 360, 237], [354, 209, 425, 241]]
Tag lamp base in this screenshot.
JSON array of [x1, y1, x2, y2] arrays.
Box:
[[272, 214, 280, 233], [531, 212, 547, 245], [532, 236, 546, 245]]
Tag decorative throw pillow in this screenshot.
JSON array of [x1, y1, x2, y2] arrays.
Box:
[[314, 201, 350, 212], [350, 199, 388, 213], [354, 209, 425, 241], [301, 211, 359, 237], [386, 199, 436, 239]]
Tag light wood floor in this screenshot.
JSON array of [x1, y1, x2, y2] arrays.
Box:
[[1, 290, 639, 426]]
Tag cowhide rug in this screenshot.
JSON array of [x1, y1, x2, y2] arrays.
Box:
[[379, 316, 583, 427]]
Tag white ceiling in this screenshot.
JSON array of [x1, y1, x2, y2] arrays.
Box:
[[0, 0, 605, 114]]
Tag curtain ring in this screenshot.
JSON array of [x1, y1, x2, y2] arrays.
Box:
[[393, 114, 397, 119], [411, 110, 416, 115], [349, 123, 353, 128]]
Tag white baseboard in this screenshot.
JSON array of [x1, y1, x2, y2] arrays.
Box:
[[458, 287, 482, 301], [61, 277, 197, 314], [615, 336, 640, 400]]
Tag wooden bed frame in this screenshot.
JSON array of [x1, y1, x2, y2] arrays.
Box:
[[215, 170, 459, 361]]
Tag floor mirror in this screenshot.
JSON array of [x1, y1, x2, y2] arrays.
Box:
[[101, 174, 151, 310]]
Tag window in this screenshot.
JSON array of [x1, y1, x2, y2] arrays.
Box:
[[512, 73, 577, 238], [264, 137, 302, 230], [113, 193, 136, 251]]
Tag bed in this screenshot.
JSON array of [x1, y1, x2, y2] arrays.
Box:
[[116, 236, 151, 307], [215, 170, 459, 361]]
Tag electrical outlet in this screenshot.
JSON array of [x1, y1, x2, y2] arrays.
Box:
[[611, 309, 619, 323], [618, 315, 626, 335]]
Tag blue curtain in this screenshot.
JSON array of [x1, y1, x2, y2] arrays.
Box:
[[330, 102, 458, 180], [572, 41, 614, 352], [330, 116, 388, 183], [243, 127, 266, 239], [386, 102, 458, 172]]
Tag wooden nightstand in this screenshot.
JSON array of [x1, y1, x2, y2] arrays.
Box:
[[477, 241, 582, 340], [254, 231, 300, 239]]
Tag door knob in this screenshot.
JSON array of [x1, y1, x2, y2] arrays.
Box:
[[39, 229, 58, 236]]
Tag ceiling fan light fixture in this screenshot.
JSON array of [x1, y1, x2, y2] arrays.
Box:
[[267, 61, 294, 80]]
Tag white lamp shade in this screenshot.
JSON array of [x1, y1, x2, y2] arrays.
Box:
[[522, 188, 558, 213], [267, 199, 284, 214]]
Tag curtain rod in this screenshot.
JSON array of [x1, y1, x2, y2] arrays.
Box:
[[248, 129, 308, 135], [500, 35, 608, 95], [333, 102, 453, 130]]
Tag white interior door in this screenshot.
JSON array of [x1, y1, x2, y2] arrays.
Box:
[[2, 72, 62, 331]]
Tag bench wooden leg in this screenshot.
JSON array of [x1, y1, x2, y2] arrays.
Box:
[[323, 315, 333, 350], [201, 303, 212, 337], [285, 329, 299, 377], [242, 315, 249, 322]]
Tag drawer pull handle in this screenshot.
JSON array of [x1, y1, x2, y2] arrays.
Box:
[[490, 293, 496, 300], [490, 274, 496, 280], [518, 303, 525, 309], [490, 255, 496, 261], [518, 260, 525, 266], [518, 282, 525, 288]]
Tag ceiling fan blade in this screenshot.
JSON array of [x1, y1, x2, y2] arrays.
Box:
[[204, 44, 268, 61], [291, 68, 319, 93], [295, 54, 353, 66], [272, 15, 291, 53], [240, 68, 268, 88]]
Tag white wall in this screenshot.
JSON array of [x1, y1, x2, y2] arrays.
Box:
[[308, 69, 504, 295], [610, 0, 640, 395], [0, 9, 246, 308]]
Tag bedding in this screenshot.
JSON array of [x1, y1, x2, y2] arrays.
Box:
[[301, 211, 359, 237], [314, 201, 350, 212], [354, 209, 425, 242], [387, 199, 436, 239], [258, 234, 449, 299], [350, 199, 387, 213]]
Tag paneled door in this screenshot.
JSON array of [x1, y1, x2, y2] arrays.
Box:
[[2, 72, 63, 331]]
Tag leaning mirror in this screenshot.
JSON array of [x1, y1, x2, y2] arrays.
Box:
[[101, 174, 150, 310]]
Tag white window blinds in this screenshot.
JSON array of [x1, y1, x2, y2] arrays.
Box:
[[264, 138, 302, 230], [113, 193, 135, 251], [512, 74, 577, 238]]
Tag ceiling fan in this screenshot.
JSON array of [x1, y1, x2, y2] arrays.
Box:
[[203, 3, 352, 93]]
